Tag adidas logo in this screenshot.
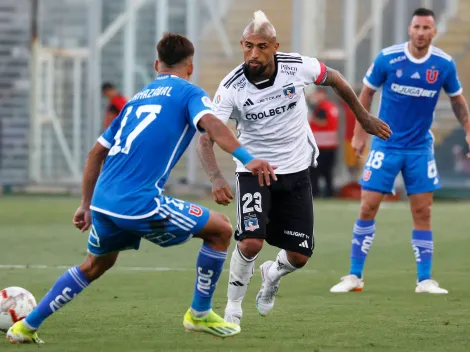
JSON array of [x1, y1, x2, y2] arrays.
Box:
[[411, 72, 421, 79], [229, 281, 244, 287], [299, 240, 309, 248], [243, 98, 254, 107]]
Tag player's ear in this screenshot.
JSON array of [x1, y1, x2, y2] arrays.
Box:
[[154, 60, 159, 73], [240, 40, 244, 51], [188, 62, 194, 77], [274, 41, 279, 52], [408, 25, 412, 37], [432, 27, 438, 37]]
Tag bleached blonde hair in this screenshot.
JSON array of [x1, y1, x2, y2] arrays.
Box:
[[242, 10, 277, 39]]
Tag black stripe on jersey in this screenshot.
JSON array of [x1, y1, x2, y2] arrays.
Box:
[[276, 54, 302, 62], [223, 67, 244, 88], [277, 59, 303, 64]]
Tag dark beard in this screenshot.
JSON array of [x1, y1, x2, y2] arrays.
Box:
[[246, 62, 271, 82]]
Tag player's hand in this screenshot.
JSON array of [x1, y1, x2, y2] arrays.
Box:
[[211, 174, 233, 206], [245, 159, 278, 187], [359, 114, 392, 141], [73, 205, 92, 232], [466, 133, 470, 158], [352, 134, 367, 157]]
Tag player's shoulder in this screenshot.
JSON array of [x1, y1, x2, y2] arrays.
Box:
[[380, 42, 406, 57], [276, 51, 304, 63], [430, 45, 454, 63], [220, 63, 245, 90]]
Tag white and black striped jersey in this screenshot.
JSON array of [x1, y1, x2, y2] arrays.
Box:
[[212, 52, 327, 174]]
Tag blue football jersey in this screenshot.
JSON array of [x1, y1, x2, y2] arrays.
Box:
[[90, 75, 214, 218], [364, 42, 462, 150]]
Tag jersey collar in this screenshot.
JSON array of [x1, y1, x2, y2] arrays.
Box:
[[243, 55, 279, 89], [404, 41, 432, 64]]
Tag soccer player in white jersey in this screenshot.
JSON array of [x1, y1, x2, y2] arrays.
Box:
[[330, 8, 470, 294], [197, 10, 391, 325]]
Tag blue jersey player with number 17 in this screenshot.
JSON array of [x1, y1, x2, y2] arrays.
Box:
[[330, 8, 470, 294], [7, 33, 277, 344]]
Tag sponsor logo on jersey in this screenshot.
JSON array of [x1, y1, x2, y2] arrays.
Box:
[[283, 84, 296, 99], [363, 169, 372, 181], [366, 64, 374, 77], [244, 216, 259, 231], [233, 77, 247, 91], [391, 83, 438, 98], [259, 94, 282, 103], [280, 64, 298, 76], [389, 55, 406, 65], [426, 69, 439, 84], [245, 101, 297, 120], [411, 72, 421, 79], [284, 230, 309, 239], [396, 69, 403, 78], [214, 94, 221, 105]]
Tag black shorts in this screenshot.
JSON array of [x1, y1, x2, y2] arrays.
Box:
[[234, 168, 314, 257]]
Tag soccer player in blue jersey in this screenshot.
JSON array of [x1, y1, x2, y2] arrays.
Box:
[[331, 8, 470, 294], [6, 33, 277, 344]]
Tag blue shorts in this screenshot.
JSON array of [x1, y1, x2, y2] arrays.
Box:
[[87, 196, 210, 256], [359, 146, 441, 195]]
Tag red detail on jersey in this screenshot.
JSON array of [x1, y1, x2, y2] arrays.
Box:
[[363, 170, 372, 181], [1, 290, 7, 299], [314, 61, 327, 85], [189, 204, 203, 217], [426, 69, 439, 84]]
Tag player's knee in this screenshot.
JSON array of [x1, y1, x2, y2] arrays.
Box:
[[359, 200, 380, 220], [411, 200, 432, 224], [286, 251, 309, 268], [238, 238, 263, 258], [80, 253, 117, 282]]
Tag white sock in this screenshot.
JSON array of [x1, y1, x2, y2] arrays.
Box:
[[226, 244, 257, 312], [267, 250, 297, 284]]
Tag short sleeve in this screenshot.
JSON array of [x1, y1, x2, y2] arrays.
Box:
[[443, 59, 463, 97], [363, 52, 387, 90], [186, 85, 214, 131], [98, 107, 130, 149], [298, 56, 328, 86], [211, 83, 235, 124]]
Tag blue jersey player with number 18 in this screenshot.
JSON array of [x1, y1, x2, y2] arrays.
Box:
[[7, 33, 277, 344], [330, 8, 470, 294]]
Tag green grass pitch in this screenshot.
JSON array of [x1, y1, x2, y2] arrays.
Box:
[[0, 195, 469, 351]]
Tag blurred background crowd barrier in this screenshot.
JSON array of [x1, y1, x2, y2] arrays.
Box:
[[1, 0, 469, 199]]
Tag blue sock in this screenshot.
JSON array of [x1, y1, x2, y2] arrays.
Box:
[[412, 230, 433, 282], [25, 266, 89, 329], [191, 243, 227, 314], [349, 219, 375, 278]]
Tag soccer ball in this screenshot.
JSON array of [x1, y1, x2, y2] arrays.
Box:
[[0, 287, 37, 332]]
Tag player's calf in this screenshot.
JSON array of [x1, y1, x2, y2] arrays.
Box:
[[18, 252, 118, 333]]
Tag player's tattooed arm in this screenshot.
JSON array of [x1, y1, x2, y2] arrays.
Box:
[[197, 134, 224, 182], [450, 95, 470, 131], [450, 94, 470, 157], [319, 67, 392, 140], [197, 124, 235, 205]]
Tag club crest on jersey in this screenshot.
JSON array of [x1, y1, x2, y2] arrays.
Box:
[[214, 94, 221, 105], [426, 69, 439, 84], [244, 217, 259, 232], [396, 69, 403, 78], [283, 85, 296, 99], [363, 169, 372, 181]]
